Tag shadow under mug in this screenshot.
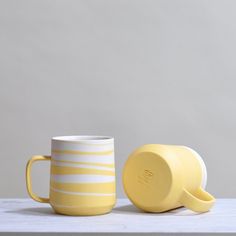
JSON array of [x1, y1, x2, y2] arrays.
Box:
[[26, 135, 116, 216], [123, 144, 215, 213]]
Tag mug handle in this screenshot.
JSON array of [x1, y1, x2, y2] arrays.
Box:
[[26, 155, 51, 203], [180, 187, 215, 212]]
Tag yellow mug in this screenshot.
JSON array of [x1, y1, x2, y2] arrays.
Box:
[[26, 135, 116, 215], [123, 144, 215, 213]]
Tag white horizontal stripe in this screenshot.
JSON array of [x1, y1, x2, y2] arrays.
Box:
[[50, 187, 115, 196], [52, 153, 114, 164], [51, 203, 114, 208], [51, 160, 115, 172], [51, 174, 115, 183], [52, 141, 114, 152]]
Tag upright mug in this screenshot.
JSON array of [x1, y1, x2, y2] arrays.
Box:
[[123, 144, 215, 213], [26, 136, 116, 215]]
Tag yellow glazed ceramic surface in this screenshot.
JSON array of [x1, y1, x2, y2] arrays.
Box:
[[123, 144, 215, 213], [26, 136, 116, 216]]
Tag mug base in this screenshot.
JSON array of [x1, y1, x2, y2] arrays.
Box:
[[51, 204, 114, 216]]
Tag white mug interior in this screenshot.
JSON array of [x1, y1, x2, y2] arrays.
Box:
[[182, 146, 207, 189]]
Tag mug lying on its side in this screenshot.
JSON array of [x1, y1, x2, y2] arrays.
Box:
[[26, 136, 116, 216], [123, 144, 215, 213]]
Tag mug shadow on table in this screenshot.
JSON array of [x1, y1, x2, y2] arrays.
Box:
[[113, 204, 203, 216], [6, 204, 203, 217], [6, 207, 59, 217]]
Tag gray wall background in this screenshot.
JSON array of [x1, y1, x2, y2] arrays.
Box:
[[0, 0, 235, 199]]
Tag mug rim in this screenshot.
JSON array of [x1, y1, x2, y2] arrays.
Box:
[[52, 135, 114, 143]]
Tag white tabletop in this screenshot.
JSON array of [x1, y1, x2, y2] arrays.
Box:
[[0, 198, 235, 234]]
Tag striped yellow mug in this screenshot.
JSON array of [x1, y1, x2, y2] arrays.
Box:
[[26, 136, 116, 215]]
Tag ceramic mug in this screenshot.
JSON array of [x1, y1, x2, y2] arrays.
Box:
[[26, 135, 116, 215], [123, 144, 215, 213]]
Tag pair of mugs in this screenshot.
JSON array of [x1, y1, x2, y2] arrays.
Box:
[[26, 135, 215, 215]]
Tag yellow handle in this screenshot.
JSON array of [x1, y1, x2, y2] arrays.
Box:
[[26, 155, 51, 203], [180, 187, 215, 212]]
